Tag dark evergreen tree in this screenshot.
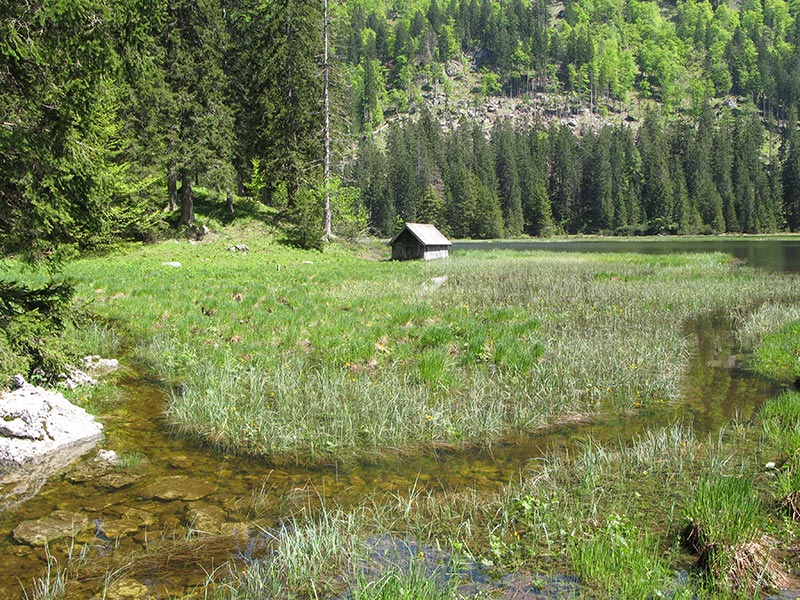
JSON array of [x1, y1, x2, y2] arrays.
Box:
[[492, 120, 524, 236], [1, 0, 127, 260], [232, 0, 322, 204], [783, 109, 800, 231], [518, 126, 553, 235], [638, 112, 674, 233], [548, 125, 582, 231], [162, 0, 234, 226]]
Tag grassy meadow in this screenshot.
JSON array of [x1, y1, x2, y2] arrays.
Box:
[[58, 225, 800, 464]]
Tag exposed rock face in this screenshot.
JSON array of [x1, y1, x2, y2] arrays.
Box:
[[0, 379, 103, 467], [12, 510, 88, 546], [1, 377, 103, 510]]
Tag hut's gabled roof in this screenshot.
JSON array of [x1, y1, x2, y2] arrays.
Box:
[[389, 223, 452, 247]]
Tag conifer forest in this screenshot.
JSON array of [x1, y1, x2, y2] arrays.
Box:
[[3, 0, 800, 254]]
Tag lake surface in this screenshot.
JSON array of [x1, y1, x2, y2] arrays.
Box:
[[1, 237, 798, 599], [453, 237, 800, 273]]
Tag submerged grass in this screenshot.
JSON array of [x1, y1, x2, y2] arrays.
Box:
[[58, 225, 800, 463]]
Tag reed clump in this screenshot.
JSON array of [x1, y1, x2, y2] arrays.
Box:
[[682, 475, 789, 595]]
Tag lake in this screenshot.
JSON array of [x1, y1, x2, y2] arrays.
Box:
[[453, 237, 800, 273]]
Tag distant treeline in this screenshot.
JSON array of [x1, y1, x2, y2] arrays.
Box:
[[4, 0, 800, 262], [349, 105, 800, 236]]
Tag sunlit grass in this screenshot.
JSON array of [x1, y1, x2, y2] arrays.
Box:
[[58, 230, 800, 462], [571, 515, 676, 600]]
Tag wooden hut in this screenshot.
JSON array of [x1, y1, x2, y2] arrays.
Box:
[[389, 223, 452, 261]]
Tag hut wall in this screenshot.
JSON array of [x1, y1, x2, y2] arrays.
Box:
[[422, 247, 449, 260], [391, 230, 424, 260]]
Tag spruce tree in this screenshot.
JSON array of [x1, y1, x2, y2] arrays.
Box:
[[783, 109, 800, 231], [1, 0, 124, 260], [492, 120, 524, 236], [161, 0, 234, 226]]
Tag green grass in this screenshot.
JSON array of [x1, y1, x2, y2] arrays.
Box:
[[683, 475, 764, 550], [761, 391, 800, 520], [752, 320, 800, 382], [48, 225, 800, 463], [760, 391, 800, 452], [571, 515, 677, 600], [734, 302, 800, 382], [350, 561, 462, 600]]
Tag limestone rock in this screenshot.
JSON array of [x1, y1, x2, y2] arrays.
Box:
[[83, 356, 120, 376], [13, 510, 88, 546], [0, 382, 103, 467], [8, 374, 26, 390], [142, 476, 215, 501], [95, 449, 119, 465], [94, 507, 156, 540], [58, 366, 98, 389]]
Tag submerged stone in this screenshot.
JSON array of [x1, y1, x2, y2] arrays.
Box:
[[142, 476, 215, 501], [96, 578, 149, 600], [93, 507, 157, 541], [185, 503, 228, 533], [12, 510, 89, 546]]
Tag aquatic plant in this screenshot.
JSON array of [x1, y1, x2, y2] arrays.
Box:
[[571, 515, 675, 600], [350, 559, 461, 600]]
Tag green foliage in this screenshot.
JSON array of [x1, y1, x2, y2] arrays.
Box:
[[683, 475, 763, 550], [329, 178, 370, 241], [351, 559, 460, 600], [0, 280, 76, 380], [752, 320, 800, 382], [571, 516, 673, 599], [282, 185, 325, 251]]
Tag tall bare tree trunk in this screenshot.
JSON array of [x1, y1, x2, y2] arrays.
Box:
[[322, 0, 332, 241], [167, 164, 178, 211], [226, 189, 234, 217], [179, 169, 194, 226]]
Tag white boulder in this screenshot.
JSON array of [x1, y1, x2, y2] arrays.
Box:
[[1, 378, 103, 468]]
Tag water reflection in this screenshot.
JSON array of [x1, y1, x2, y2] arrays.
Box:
[[453, 238, 800, 273]]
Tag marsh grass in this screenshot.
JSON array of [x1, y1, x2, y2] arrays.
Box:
[[752, 320, 800, 382], [681, 475, 789, 594], [570, 515, 676, 600], [760, 391, 800, 451], [760, 392, 800, 520], [735, 302, 800, 382], [775, 453, 800, 520], [62, 229, 800, 462], [21, 553, 68, 600], [350, 559, 461, 600], [114, 451, 147, 470]]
